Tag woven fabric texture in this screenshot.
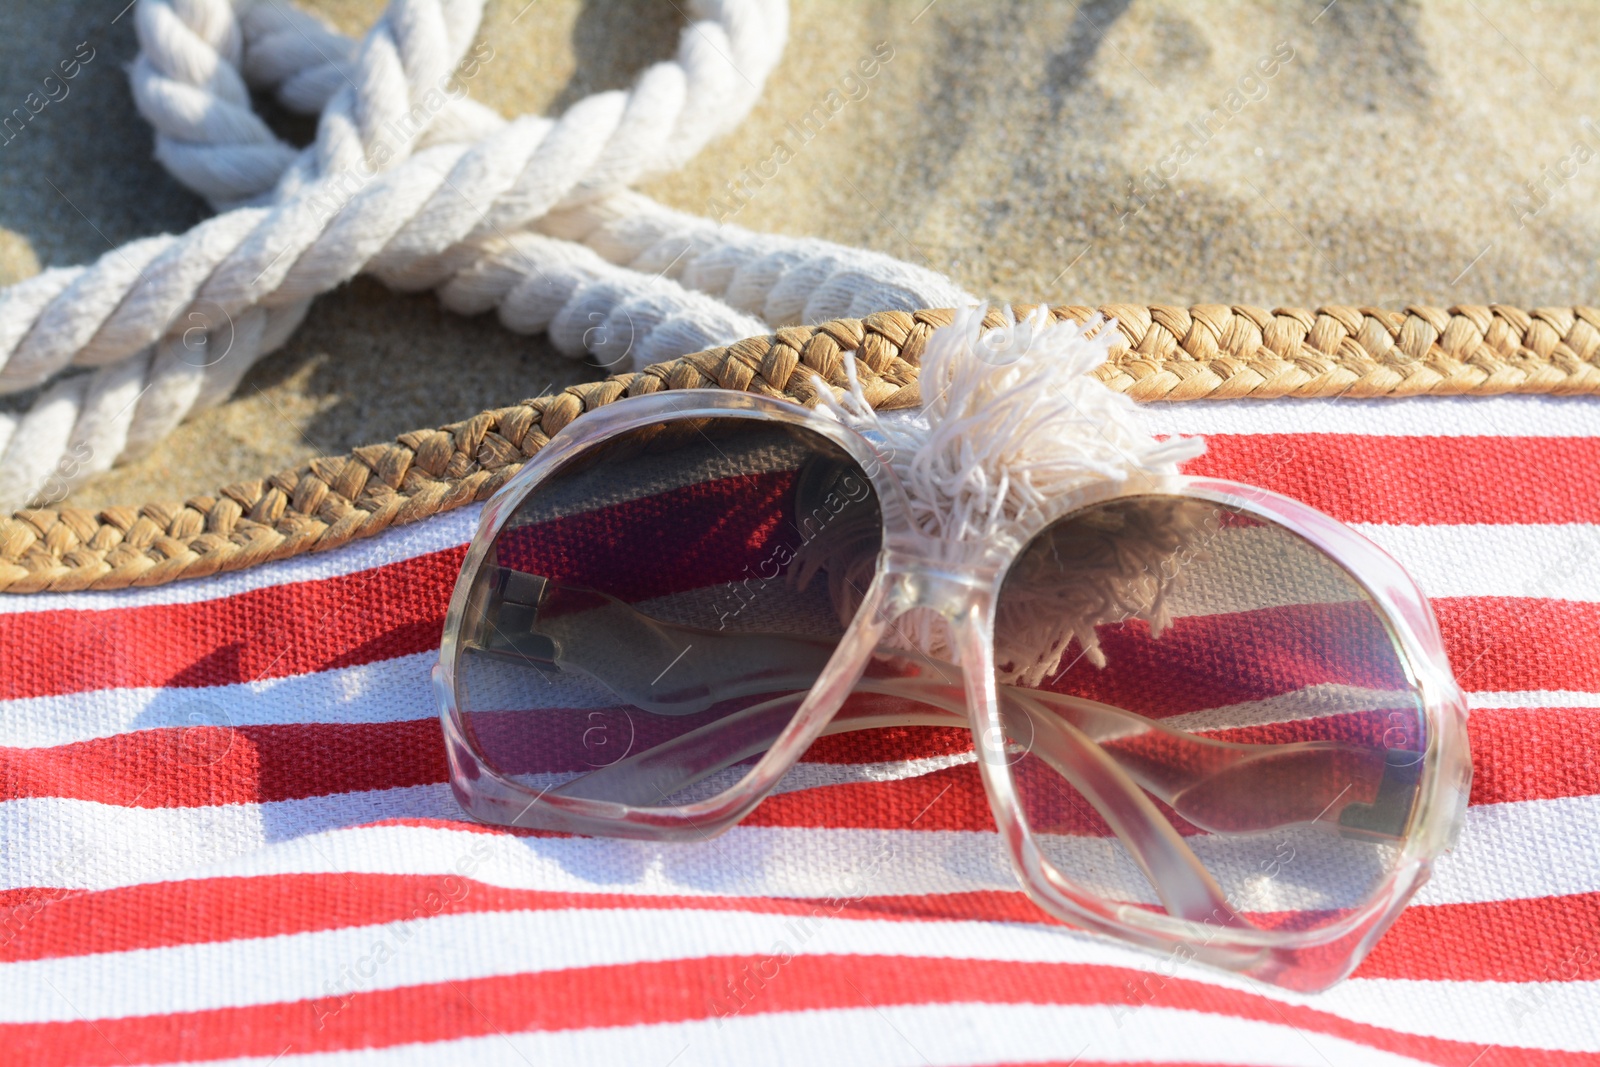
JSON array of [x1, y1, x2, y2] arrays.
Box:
[[2, 386, 1599, 1064]]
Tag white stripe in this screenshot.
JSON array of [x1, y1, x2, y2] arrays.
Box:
[[1161, 523, 1366, 615], [0, 648, 650, 750], [1, 663, 1591, 756], [0, 652, 441, 749], [1414, 795, 1600, 906], [0, 506, 480, 615], [1356, 523, 1600, 600], [3, 514, 1596, 637], [0, 908, 1111, 1022], [1034, 688, 1592, 722], [7, 904, 1592, 1053], [1323, 977, 1600, 1053], [6, 902, 1587, 1049], [1, 791, 1016, 897], [4, 792, 1596, 910], [1468, 689, 1600, 709], [151, 1003, 1438, 1067], [1141, 393, 1600, 438]]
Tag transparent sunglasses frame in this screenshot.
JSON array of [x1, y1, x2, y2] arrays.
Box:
[[435, 388, 1472, 991]]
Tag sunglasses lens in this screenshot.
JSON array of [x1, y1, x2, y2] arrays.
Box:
[[453, 416, 882, 808], [994, 497, 1425, 932]]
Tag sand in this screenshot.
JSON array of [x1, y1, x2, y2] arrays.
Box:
[[2, 0, 1596, 510]]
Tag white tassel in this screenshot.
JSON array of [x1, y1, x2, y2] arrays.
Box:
[[807, 304, 1209, 675]]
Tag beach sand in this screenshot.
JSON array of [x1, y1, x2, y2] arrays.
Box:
[[2, 0, 1595, 509]]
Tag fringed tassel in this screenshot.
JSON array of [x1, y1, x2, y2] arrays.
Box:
[[803, 304, 1209, 674]]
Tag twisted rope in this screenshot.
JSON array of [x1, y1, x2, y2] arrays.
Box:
[[5, 301, 1596, 594], [0, 0, 844, 514], [142, 0, 965, 340], [190, 2, 968, 324], [0, 0, 969, 515]]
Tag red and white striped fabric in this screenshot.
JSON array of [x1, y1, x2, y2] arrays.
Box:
[[3, 393, 1599, 1066]]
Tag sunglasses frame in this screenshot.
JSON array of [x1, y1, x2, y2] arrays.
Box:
[[435, 388, 1472, 991]]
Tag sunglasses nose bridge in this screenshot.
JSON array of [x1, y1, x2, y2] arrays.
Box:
[[879, 547, 1003, 621]]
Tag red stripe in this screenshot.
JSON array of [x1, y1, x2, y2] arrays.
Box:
[[5, 870, 1597, 986], [4, 698, 1592, 811], [1440, 597, 1600, 693], [0, 547, 465, 701], [0, 721, 447, 807], [1148, 704, 1600, 807], [1183, 434, 1600, 525], [1, 951, 1585, 1067], [804, 724, 973, 763], [1041, 602, 1409, 718], [493, 468, 806, 602], [0, 709, 971, 808], [1355, 893, 1600, 982], [0, 876, 1036, 964], [1466, 705, 1600, 806], [1051, 595, 1600, 699], [749, 763, 998, 832]]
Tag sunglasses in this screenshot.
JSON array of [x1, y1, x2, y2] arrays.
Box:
[[433, 315, 1472, 993]]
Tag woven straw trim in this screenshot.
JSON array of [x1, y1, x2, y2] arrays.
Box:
[[4, 302, 1598, 594]]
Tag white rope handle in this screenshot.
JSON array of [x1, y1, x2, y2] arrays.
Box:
[[0, 0, 784, 511], [535, 190, 971, 325], [199, 2, 966, 321], [138, 0, 790, 209], [206, 0, 965, 325], [0, 0, 970, 514]]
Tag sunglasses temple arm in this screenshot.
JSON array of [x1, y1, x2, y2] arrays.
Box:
[[550, 671, 1388, 838], [529, 589, 1390, 837], [548, 692, 807, 805], [548, 648, 1384, 837], [995, 689, 1242, 924], [550, 688, 976, 805], [1015, 688, 1397, 837], [547, 683, 1239, 923]]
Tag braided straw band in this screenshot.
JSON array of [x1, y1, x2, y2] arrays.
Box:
[[4, 302, 1598, 594]]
